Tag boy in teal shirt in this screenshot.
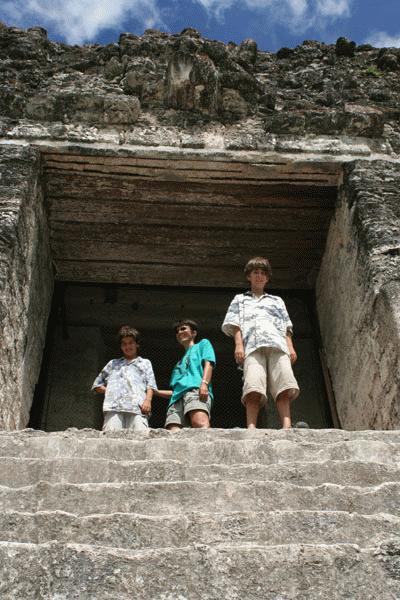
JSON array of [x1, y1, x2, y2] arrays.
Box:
[[156, 319, 216, 430]]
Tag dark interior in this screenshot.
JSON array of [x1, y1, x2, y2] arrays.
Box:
[[30, 282, 333, 430]]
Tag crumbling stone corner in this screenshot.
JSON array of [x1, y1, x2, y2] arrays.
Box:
[[317, 161, 400, 429], [0, 144, 53, 429]]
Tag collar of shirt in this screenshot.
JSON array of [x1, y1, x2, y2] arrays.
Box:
[[122, 357, 142, 366], [244, 291, 269, 300]]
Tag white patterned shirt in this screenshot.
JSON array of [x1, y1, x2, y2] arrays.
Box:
[[92, 356, 157, 414], [222, 291, 293, 358]]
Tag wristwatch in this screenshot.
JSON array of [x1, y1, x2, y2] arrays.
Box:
[[201, 379, 209, 385]]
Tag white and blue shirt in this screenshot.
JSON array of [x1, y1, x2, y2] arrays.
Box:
[[222, 291, 293, 358], [92, 356, 157, 414]]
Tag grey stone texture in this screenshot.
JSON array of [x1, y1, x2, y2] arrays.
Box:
[[0, 145, 53, 429], [0, 23, 399, 431], [0, 428, 399, 599], [0, 24, 399, 151], [317, 161, 400, 429]]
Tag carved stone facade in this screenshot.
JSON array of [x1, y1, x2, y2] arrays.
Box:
[[0, 24, 399, 429]]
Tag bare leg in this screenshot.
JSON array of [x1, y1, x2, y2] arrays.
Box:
[[244, 392, 262, 428], [188, 410, 210, 429], [276, 390, 292, 429]]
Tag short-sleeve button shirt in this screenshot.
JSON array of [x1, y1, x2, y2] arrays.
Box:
[[222, 291, 293, 358], [92, 356, 157, 414]]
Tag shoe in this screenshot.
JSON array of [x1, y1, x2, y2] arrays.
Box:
[[294, 421, 310, 429]]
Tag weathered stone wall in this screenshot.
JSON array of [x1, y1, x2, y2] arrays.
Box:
[[0, 23, 399, 430], [0, 145, 53, 429], [317, 161, 400, 429], [0, 24, 399, 153]]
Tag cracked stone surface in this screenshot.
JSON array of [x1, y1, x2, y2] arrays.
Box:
[[0, 24, 400, 153], [0, 24, 399, 432], [0, 145, 53, 430], [0, 428, 399, 599], [317, 160, 400, 429]]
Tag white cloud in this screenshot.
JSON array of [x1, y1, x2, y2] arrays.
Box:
[[195, 0, 351, 32], [1, 0, 162, 44], [0, 0, 354, 44], [194, 0, 235, 20], [244, 0, 307, 18], [315, 0, 350, 17], [365, 31, 400, 48]]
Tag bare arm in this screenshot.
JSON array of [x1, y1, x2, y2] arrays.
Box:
[[286, 332, 297, 365], [153, 389, 173, 399], [94, 385, 106, 394], [231, 326, 245, 365], [141, 387, 154, 415], [199, 360, 213, 401]]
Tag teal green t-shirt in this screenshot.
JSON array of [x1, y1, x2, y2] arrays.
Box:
[[169, 338, 216, 407]]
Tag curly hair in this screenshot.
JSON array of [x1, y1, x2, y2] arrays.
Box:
[[117, 325, 140, 345]]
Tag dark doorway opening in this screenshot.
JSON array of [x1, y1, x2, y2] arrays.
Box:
[[30, 282, 333, 431]]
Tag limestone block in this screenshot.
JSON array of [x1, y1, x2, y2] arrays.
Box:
[[377, 48, 400, 71], [104, 56, 124, 80], [25, 95, 56, 121], [103, 94, 141, 125], [317, 161, 400, 429], [0, 145, 53, 430], [221, 88, 248, 119]]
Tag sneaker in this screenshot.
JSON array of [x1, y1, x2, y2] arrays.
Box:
[[294, 421, 310, 429]]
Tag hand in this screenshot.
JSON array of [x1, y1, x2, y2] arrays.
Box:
[[234, 345, 245, 365], [289, 350, 297, 365], [141, 399, 152, 415], [199, 383, 209, 402]]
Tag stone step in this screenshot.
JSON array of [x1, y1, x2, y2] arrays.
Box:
[[1, 457, 399, 487], [2, 428, 400, 442], [0, 430, 399, 465], [0, 540, 397, 600], [0, 509, 399, 550], [0, 480, 398, 517]]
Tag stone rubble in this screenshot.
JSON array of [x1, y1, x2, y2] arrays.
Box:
[[0, 24, 400, 153]]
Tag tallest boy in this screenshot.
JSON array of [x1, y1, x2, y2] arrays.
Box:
[[222, 257, 299, 429]]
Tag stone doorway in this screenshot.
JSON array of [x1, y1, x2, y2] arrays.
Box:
[[28, 148, 339, 431], [29, 282, 332, 431], [3, 144, 399, 432]]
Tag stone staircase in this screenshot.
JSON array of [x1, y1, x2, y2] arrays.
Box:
[[0, 428, 399, 599]]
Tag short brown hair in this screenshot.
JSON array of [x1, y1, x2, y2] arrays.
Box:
[[118, 325, 140, 345], [173, 319, 198, 334], [244, 256, 272, 278]]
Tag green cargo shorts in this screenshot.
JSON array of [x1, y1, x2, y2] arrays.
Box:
[[165, 388, 211, 428]]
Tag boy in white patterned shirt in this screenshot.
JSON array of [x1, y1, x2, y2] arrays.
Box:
[[222, 257, 299, 429], [92, 325, 157, 432]]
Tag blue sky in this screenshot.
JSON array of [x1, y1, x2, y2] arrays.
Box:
[[1, 0, 400, 51]]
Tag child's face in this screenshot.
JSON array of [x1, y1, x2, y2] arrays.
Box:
[[247, 268, 269, 288], [175, 324, 196, 346], [121, 336, 139, 360]]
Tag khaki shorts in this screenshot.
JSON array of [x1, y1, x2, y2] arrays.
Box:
[[242, 347, 299, 405], [165, 389, 211, 428], [103, 411, 148, 432]]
